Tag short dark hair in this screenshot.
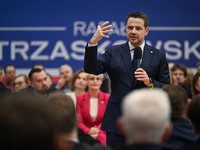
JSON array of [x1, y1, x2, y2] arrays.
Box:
[[171, 64, 187, 77], [191, 71, 200, 98], [46, 93, 77, 134], [0, 97, 61, 150], [187, 95, 200, 134], [4, 64, 15, 74], [32, 64, 44, 70], [162, 85, 188, 117], [126, 11, 149, 28], [28, 68, 45, 81]]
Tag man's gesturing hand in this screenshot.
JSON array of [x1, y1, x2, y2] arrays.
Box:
[[89, 21, 113, 44]]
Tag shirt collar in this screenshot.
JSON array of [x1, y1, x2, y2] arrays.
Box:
[[128, 41, 145, 51]]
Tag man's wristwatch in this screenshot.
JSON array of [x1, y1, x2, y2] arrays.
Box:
[[147, 78, 154, 87]]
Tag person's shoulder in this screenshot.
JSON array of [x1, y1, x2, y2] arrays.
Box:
[[76, 142, 112, 150], [145, 43, 165, 54], [16, 86, 34, 98], [49, 86, 63, 92], [18, 85, 33, 93], [99, 90, 110, 100]]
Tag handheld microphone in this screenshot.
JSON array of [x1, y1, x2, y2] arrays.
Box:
[[134, 47, 142, 69]]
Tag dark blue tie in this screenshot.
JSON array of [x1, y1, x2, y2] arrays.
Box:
[[132, 49, 136, 80]]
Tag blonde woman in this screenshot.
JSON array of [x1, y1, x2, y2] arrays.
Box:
[[76, 74, 110, 145]]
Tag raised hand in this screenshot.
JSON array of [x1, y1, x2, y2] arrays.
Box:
[[89, 21, 113, 44]]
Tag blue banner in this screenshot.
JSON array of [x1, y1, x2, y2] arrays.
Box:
[[0, 0, 200, 75]]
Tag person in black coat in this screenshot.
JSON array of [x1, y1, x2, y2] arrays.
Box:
[[162, 85, 196, 150], [17, 68, 62, 98], [175, 96, 200, 150]]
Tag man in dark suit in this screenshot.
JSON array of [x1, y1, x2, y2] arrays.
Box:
[[162, 85, 196, 150], [118, 88, 172, 150], [17, 68, 62, 98], [175, 96, 200, 150], [84, 11, 170, 150]]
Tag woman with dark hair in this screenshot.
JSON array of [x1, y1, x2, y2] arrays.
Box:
[[191, 71, 200, 98], [66, 70, 87, 108], [76, 74, 110, 145]]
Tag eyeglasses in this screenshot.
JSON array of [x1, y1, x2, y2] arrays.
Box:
[[173, 73, 184, 76], [13, 82, 24, 87]]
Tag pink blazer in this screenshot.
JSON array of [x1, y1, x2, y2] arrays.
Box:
[[76, 90, 110, 145]]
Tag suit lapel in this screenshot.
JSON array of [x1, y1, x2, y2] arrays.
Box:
[[119, 42, 135, 85], [95, 90, 105, 123], [141, 43, 154, 70], [83, 92, 94, 124]]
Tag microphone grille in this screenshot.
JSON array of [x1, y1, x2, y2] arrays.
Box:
[[134, 47, 142, 59]]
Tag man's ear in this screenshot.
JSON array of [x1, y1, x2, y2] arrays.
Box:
[[117, 116, 125, 138], [161, 123, 173, 143], [145, 27, 149, 36]]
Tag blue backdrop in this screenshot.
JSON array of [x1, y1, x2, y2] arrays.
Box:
[[0, 0, 200, 75]]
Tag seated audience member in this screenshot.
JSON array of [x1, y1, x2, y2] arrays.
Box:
[[56, 64, 73, 93], [185, 68, 194, 88], [117, 88, 172, 150], [175, 95, 200, 150], [3, 64, 16, 92], [162, 85, 196, 150], [0, 66, 11, 99], [196, 61, 200, 72], [191, 71, 200, 98], [13, 74, 29, 93], [76, 74, 110, 145], [0, 97, 64, 150], [171, 64, 192, 99], [67, 69, 88, 108], [46, 93, 111, 150], [17, 68, 62, 98], [32, 64, 44, 70], [46, 73, 53, 86]]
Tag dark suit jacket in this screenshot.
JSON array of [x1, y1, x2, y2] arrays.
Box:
[[175, 138, 200, 150], [16, 85, 62, 98], [126, 143, 161, 150], [162, 118, 196, 150], [84, 41, 170, 134], [69, 141, 112, 150]]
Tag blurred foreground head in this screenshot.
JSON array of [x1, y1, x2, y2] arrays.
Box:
[[119, 88, 171, 145], [0, 97, 62, 150]]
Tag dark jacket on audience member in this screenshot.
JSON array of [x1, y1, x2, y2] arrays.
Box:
[[126, 143, 161, 150], [16, 85, 62, 98], [162, 118, 196, 150], [175, 138, 200, 150], [181, 84, 192, 99], [69, 141, 112, 150], [0, 82, 11, 100]]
